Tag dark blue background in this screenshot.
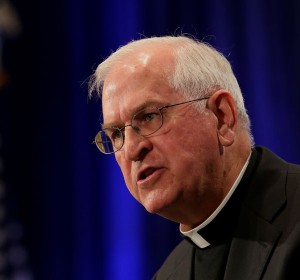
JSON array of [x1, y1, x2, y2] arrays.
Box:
[[1, 0, 300, 279]]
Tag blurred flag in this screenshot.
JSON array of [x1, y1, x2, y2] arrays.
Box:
[[0, 0, 21, 89], [0, 1, 34, 279]]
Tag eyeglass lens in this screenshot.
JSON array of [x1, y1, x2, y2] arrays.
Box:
[[95, 107, 163, 154]]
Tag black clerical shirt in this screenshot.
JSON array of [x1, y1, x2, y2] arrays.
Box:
[[183, 150, 259, 279]]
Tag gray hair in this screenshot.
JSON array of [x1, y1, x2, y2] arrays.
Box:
[[89, 35, 252, 136]]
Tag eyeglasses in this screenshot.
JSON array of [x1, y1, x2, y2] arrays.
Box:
[[94, 97, 209, 154]]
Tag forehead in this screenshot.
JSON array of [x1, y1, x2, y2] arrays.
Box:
[[101, 48, 181, 123]]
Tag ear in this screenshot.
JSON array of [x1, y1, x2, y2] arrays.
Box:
[[207, 90, 237, 147]]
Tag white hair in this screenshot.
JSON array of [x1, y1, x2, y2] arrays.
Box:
[[89, 35, 252, 138]]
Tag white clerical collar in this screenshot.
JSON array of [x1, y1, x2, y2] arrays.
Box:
[[180, 152, 251, 248]]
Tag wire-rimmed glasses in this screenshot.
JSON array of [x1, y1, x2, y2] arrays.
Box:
[[94, 97, 209, 154]]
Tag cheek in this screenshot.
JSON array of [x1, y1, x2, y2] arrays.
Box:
[[161, 121, 213, 156], [157, 119, 219, 175]]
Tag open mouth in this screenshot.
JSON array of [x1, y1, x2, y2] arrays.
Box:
[[139, 167, 157, 180]]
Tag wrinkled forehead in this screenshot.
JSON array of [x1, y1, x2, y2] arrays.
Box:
[[100, 48, 178, 123], [102, 46, 175, 100]]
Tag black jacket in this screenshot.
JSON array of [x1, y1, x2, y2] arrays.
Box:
[[153, 146, 300, 280]]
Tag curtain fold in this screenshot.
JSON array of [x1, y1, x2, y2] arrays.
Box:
[[3, 0, 300, 279]]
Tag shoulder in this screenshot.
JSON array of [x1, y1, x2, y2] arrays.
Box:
[[254, 146, 300, 185], [284, 163, 300, 215], [287, 162, 300, 174], [252, 146, 300, 224], [255, 146, 300, 192]]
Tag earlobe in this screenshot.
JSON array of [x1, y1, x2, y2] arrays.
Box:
[[218, 126, 235, 146], [207, 90, 237, 147]]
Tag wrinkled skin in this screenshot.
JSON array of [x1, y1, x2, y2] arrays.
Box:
[[101, 46, 250, 230]]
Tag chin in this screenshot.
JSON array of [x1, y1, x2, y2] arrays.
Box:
[[142, 198, 166, 215], [140, 188, 176, 216], [143, 202, 160, 214], [142, 197, 172, 217]]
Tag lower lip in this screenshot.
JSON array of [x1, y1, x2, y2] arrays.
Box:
[[137, 168, 164, 188]]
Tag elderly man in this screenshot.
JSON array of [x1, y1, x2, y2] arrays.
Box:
[[88, 36, 300, 279]]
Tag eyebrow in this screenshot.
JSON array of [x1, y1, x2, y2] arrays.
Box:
[[101, 123, 121, 130]]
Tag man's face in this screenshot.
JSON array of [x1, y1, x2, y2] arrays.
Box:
[[101, 50, 223, 225]]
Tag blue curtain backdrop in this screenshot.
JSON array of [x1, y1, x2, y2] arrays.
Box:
[[2, 0, 300, 279]]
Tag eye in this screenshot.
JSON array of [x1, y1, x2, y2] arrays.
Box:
[[105, 128, 123, 142], [111, 129, 123, 140], [143, 112, 157, 122], [135, 108, 160, 125]]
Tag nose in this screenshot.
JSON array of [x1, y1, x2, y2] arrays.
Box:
[[122, 126, 152, 161]]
